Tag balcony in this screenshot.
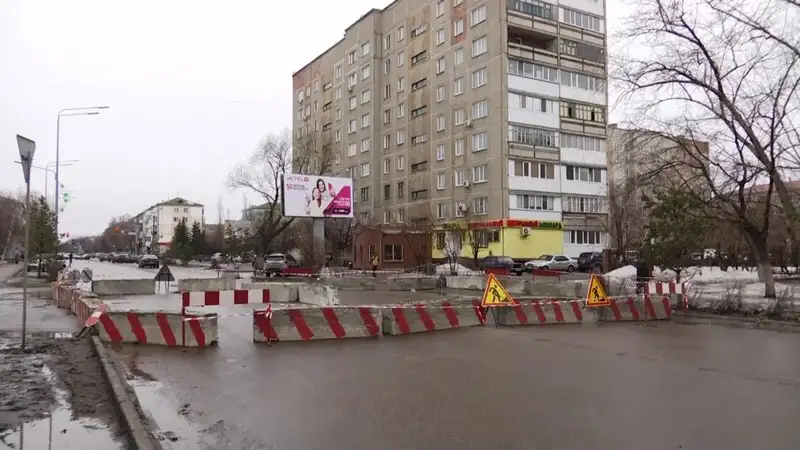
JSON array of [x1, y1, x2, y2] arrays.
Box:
[[507, 30, 558, 66], [507, 0, 558, 36]]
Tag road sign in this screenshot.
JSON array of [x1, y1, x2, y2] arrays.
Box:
[[154, 264, 175, 282], [480, 273, 518, 307], [585, 274, 611, 307], [81, 269, 93, 282], [85, 304, 108, 328], [16, 135, 36, 184]]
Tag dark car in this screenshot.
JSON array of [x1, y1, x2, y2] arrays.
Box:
[[138, 254, 160, 268], [577, 251, 603, 272], [480, 255, 525, 276]]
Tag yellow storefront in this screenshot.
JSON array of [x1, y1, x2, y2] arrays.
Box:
[[431, 219, 564, 261]]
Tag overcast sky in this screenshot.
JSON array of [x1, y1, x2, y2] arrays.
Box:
[[1, 0, 626, 237]]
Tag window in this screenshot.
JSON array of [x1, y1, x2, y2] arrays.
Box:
[[334, 65, 342, 79], [360, 162, 371, 177], [335, 87, 342, 100], [383, 135, 390, 149], [516, 195, 556, 211], [361, 41, 370, 57], [384, 59, 391, 75], [396, 130, 405, 145], [560, 101, 606, 123], [508, 59, 559, 83], [453, 19, 464, 36], [397, 155, 405, 170], [411, 78, 427, 91], [472, 164, 488, 182], [454, 47, 464, 65], [411, 25, 426, 38], [436, 57, 445, 74], [411, 189, 428, 200], [508, 124, 558, 147], [323, 81, 332, 91], [472, 132, 488, 151], [454, 168, 466, 186], [454, 0, 464, 5], [348, 73, 357, 89], [335, 130, 341, 142], [561, 8, 604, 33], [561, 133, 605, 151], [360, 137, 371, 152], [383, 210, 391, 224], [454, 77, 464, 95], [396, 208, 405, 223], [437, 202, 449, 218], [349, 96, 357, 110], [383, 34, 391, 50], [361, 113, 370, 128], [322, 122, 332, 131], [360, 212, 369, 223], [361, 89, 371, 104], [347, 166, 357, 178], [323, 101, 332, 112], [473, 197, 488, 215], [471, 99, 488, 119], [313, 100, 318, 112], [437, 114, 446, 131], [361, 187, 370, 201], [565, 165, 603, 182], [411, 51, 427, 65], [564, 230, 605, 246], [335, 152, 341, 164], [470, 5, 487, 26], [454, 139, 465, 156], [559, 38, 605, 63], [411, 134, 427, 145], [508, 0, 555, 20], [336, 108, 342, 120], [433, 86, 444, 103], [348, 119, 357, 133], [397, 103, 406, 118], [513, 160, 556, 179], [384, 184, 391, 199], [398, 77, 405, 92], [397, 181, 405, 197], [455, 200, 466, 216], [436, 0, 445, 17], [437, 172, 447, 190], [411, 106, 427, 118], [436, 28, 445, 46], [384, 244, 403, 262], [508, 92, 558, 114], [472, 68, 487, 88], [472, 36, 487, 57], [361, 65, 371, 81], [561, 70, 605, 92], [397, 26, 405, 41], [384, 84, 391, 99], [455, 108, 465, 125], [347, 143, 357, 156], [563, 196, 605, 213], [348, 50, 357, 65], [436, 144, 446, 161], [397, 51, 405, 66], [383, 158, 391, 174]]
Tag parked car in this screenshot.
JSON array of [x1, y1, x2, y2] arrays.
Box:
[[480, 255, 526, 276], [264, 253, 299, 275], [138, 254, 160, 268], [524, 254, 576, 272], [577, 252, 603, 272]]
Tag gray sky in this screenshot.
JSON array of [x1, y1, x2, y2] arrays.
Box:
[[1, 0, 626, 237]]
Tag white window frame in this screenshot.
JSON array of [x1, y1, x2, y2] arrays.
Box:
[[472, 131, 488, 152], [470, 5, 487, 26], [437, 172, 447, 190], [360, 138, 371, 152], [453, 18, 464, 36], [454, 139, 465, 156], [472, 164, 488, 183], [397, 155, 405, 170], [472, 36, 488, 57], [436, 28, 445, 46], [437, 114, 446, 132], [436, 144, 446, 161], [360, 162, 370, 177], [471, 68, 487, 88], [454, 77, 464, 95]]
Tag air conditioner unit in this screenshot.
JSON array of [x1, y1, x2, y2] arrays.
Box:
[[520, 227, 531, 237], [462, 180, 470, 188], [465, 119, 473, 128]]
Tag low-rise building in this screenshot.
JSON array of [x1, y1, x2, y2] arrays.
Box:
[[133, 197, 204, 254]]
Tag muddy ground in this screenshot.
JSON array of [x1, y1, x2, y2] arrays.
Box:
[[0, 334, 125, 442]]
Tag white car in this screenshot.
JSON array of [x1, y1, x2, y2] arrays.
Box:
[[524, 254, 577, 272]]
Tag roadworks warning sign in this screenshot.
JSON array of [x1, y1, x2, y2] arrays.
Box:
[[585, 274, 610, 307], [481, 274, 518, 307]]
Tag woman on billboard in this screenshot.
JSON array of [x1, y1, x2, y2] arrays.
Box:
[[305, 187, 326, 217]]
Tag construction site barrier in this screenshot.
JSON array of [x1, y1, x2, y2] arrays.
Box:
[[495, 300, 585, 326], [98, 309, 218, 347], [178, 278, 237, 292], [242, 282, 299, 302], [181, 289, 271, 307], [381, 299, 487, 335], [252, 305, 381, 342], [595, 297, 672, 322], [92, 279, 155, 296]]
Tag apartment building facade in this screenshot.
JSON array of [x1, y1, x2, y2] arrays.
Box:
[[292, 0, 608, 260], [133, 197, 204, 254]]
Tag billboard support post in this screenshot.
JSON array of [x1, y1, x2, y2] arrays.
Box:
[[313, 218, 325, 270]]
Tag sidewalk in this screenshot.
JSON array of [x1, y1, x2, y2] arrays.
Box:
[[0, 262, 23, 285], [0, 262, 77, 333]]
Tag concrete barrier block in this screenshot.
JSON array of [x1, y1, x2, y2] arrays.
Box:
[[497, 277, 527, 294], [387, 276, 441, 291], [98, 310, 218, 347], [381, 299, 486, 335], [253, 306, 381, 342], [242, 282, 299, 302], [92, 279, 155, 296], [445, 276, 486, 291], [495, 300, 584, 326], [297, 284, 340, 306], [328, 277, 376, 290], [595, 297, 672, 322], [524, 281, 579, 298], [178, 278, 237, 292]]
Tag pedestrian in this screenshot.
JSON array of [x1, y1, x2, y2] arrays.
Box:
[[370, 252, 379, 278], [68, 252, 73, 267]]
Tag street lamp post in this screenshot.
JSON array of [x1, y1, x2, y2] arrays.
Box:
[[16, 135, 36, 351], [55, 106, 109, 234], [12, 160, 78, 209]]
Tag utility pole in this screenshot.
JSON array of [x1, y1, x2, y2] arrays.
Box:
[[17, 135, 36, 351]]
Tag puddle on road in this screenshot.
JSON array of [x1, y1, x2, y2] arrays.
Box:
[[0, 366, 121, 450], [129, 378, 203, 449]]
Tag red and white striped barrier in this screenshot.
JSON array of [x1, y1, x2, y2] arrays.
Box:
[[382, 299, 486, 335], [599, 297, 672, 321], [252, 305, 380, 342], [495, 299, 584, 326], [98, 310, 218, 347], [181, 289, 270, 307], [643, 281, 690, 295]]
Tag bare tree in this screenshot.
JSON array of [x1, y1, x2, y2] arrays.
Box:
[[228, 129, 333, 253], [325, 218, 354, 265], [0, 191, 24, 259], [614, 0, 800, 297], [440, 224, 463, 275]]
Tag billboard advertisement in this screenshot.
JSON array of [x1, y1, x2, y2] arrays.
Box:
[[281, 174, 354, 218]]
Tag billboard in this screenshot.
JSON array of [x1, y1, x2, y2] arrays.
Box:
[[280, 174, 354, 218]]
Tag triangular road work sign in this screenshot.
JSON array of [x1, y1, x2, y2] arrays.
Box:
[[585, 274, 610, 307], [481, 273, 518, 307], [154, 264, 175, 282]]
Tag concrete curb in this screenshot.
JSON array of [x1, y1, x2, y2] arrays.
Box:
[[672, 311, 800, 333], [90, 336, 162, 450]]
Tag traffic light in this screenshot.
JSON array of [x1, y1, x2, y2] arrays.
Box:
[[114, 226, 121, 233]]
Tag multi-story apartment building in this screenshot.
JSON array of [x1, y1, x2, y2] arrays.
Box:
[[292, 0, 608, 261], [133, 197, 204, 254]]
